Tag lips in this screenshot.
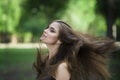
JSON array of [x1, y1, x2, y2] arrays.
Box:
[[41, 33, 47, 38]]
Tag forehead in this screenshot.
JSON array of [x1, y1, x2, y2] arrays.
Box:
[[49, 22, 60, 30]]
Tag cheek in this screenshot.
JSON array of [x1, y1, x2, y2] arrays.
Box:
[[47, 35, 59, 44]]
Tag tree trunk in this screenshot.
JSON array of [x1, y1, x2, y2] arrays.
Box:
[[106, 16, 115, 39], [106, 2, 116, 39], [116, 25, 120, 41]]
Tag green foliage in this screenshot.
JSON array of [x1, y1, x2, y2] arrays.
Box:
[[16, 0, 70, 42], [88, 16, 106, 36], [20, 13, 47, 37], [1, 0, 117, 42], [23, 0, 69, 19], [0, 0, 23, 33], [61, 0, 96, 32], [61, 0, 106, 36], [17, 12, 48, 42]]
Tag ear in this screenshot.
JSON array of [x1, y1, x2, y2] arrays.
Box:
[[57, 40, 62, 44]]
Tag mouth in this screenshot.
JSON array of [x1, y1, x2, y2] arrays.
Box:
[[40, 34, 46, 41], [41, 33, 47, 38]]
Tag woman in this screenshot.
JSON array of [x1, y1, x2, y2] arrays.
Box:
[[33, 20, 117, 80]]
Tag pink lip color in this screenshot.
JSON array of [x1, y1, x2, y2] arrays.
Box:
[[42, 33, 47, 37]]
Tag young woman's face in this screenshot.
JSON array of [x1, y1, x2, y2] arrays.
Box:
[[40, 22, 61, 45]]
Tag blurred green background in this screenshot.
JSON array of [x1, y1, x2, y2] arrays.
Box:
[[0, 0, 120, 42], [0, 48, 120, 80], [0, 0, 120, 80], [0, 48, 36, 80]]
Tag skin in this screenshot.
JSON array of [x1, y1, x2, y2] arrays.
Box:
[[40, 22, 70, 80], [56, 62, 71, 80]]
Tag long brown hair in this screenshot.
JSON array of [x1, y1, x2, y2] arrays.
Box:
[[33, 20, 117, 80]]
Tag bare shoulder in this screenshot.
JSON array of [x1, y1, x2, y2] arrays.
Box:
[[55, 62, 70, 80], [58, 62, 67, 69], [57, 62, 68, 73]]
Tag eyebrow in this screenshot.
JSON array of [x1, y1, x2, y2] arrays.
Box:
[[49, 26, 56, 31]]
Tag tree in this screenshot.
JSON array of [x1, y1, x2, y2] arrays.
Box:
[[95, 0, 120, 39], [24, 0, 69, 20], [17, 0, 69, 42], [61, 0, 96, 33], [0, 0, 22, 43]]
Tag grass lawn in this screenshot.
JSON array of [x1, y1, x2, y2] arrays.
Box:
[[109, 50, 120, 80], [0, 48, 37, 80], [0, 48, 120, 80]]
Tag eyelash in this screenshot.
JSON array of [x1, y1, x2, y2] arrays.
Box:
[[50, 28, 55, 33], [45, 26, 56, 33], [45, 27, 55, 33]]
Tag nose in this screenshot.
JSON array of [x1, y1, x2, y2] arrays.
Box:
[[44, 29, 48, 33]]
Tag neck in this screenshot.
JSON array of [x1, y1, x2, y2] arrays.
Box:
[[46, 44, 60, 60]]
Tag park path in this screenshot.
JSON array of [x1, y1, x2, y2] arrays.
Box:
[[0, 42, 120, 49], [0, 43, 47, 49]]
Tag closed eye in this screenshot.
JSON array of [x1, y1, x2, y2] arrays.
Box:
[[49, 27, 56, 33]]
